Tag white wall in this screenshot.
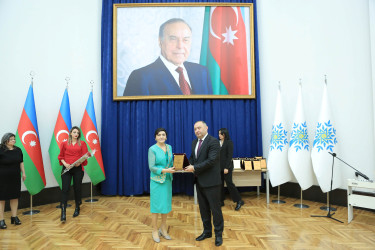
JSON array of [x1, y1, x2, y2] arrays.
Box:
[[1, 0, 374, 192], [0, 0, 102, 190], [370, 0, 375, 156], [257, 0, 375, 189]]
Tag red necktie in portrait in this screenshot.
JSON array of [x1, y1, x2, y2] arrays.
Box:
[[176, 67, 192, 95], [197, 139, 203, 156]]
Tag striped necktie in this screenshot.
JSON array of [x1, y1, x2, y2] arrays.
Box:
[[176, 67, 191, 95]]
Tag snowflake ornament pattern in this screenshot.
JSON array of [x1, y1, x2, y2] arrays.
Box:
[[313, 120, 337, 152], [289, 122, 309, 152], [270, 123, 288, 152]]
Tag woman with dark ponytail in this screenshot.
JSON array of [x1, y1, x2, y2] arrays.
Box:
[[218, 128, 244, 211]]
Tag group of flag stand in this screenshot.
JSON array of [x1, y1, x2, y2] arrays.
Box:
[[266, 77, 372, 223], [267, 78, 335, 214], [15, 72, 105, 216]]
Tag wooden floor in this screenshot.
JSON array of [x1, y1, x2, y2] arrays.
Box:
[[1, 192, 374, 249]]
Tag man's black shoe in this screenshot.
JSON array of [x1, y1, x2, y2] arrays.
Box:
[[196, 232, 212, 241], [215, 235, 223, 246], [235, 200, 244, 211]]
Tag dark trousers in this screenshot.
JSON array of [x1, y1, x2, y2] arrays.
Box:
[[61, 166, 84, 207], [196, 183, 224, 236], [221, 169, 242, 203]]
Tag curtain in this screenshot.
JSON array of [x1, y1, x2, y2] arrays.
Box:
[[101, 0, 261, 196]]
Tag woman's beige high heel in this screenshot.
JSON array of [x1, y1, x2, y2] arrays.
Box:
[[152, 230, 160, 243], [159, 228, 171, 240]]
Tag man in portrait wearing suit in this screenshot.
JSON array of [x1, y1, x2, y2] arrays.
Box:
[[184, 121, 224, 247], [123, 18, 213, 96]]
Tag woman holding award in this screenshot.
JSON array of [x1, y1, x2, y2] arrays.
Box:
[[218, 128, 244, 211], [148, 128, 175, 243], [58, 126, 89, 222]]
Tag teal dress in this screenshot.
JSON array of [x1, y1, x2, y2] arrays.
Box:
[[148, 144, 173, 214]]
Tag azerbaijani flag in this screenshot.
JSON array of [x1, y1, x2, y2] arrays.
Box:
[[15, 84, 46, 195], [48, 89, 72, 189], [200, 6, 251, 95], [80, 91, 105, 185]]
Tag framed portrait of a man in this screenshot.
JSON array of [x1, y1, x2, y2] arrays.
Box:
[[113, 3, 255, 100]]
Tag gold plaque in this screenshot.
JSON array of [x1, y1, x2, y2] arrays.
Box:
[[244, 160, 252, 171], [253, 160, 261, 170], [173, 153, 189, 171]]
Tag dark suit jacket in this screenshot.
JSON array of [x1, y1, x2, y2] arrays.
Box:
[[219, 139, 234, 171], [189, 134, 221, 188], [123, 57, 213, 96]]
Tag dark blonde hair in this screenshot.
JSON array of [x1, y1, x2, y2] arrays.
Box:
[[68, 126, 81, 146]]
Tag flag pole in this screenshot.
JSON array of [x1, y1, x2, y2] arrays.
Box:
[[320, 192, 336, 211], [23, 195, 40, 215], [294, 188, 309, 208], [272, 83, 284, 204], [56, 77, 73, 209], [293, 80, 308, 209], [311, 151, 343, 223], [85, 81, 98, 203], [30, 71, 35, 86], [318, 75, 335, 211], [22, 72, 40, 215], [272, 186, 286, 204], [85, 182, 98, 203], [65, 76, 70, 90]]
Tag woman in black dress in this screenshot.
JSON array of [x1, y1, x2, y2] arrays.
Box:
[[218, 128, 244, 211], [0, 133, 26, 229]]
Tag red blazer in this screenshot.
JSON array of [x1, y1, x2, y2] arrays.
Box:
[[58, 140, 88, 171]]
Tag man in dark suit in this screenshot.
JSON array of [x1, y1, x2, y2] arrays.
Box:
[[123, 18, 213, 96], [184, 121, 224, 246]]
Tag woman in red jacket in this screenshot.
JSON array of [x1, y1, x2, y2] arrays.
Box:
[[58, 126, 88, 222]]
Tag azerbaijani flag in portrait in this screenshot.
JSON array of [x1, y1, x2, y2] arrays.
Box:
[[200, 6, 252, 95], [48, 89, 72, 189], [80, 91, 105, 185], [15, 84, 46, 195]]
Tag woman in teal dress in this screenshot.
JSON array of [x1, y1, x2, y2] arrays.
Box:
[[148, 128, 175, 243]]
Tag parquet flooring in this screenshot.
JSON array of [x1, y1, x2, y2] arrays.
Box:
[[1, 192, 374, 249]]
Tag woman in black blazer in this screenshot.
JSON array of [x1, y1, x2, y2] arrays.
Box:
[[218, 128, 244, 211]]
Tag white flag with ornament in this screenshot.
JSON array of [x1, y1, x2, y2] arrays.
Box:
[[311, 84, 341, 193], [267, 87, 293, 187], [288, 85, 315, 190]]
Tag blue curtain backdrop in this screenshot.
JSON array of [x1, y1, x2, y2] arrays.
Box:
[[101, 0, 262, 196]]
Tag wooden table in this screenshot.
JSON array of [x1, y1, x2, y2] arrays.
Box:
[[194, 169, 269, 204]]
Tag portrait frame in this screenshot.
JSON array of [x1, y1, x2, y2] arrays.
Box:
[[113, 2, 256, 101]]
